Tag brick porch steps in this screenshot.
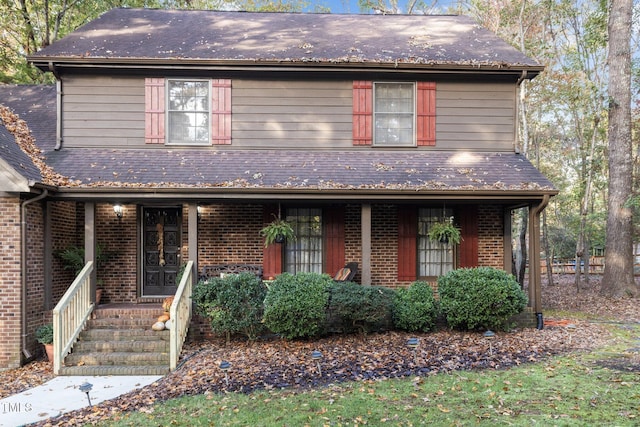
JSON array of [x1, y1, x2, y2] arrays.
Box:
[[58, 304, 171, 376]]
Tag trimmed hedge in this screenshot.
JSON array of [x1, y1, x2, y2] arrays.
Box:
[[262, 272, 333, 339], [192, 272, 267, 341], [328, 282, 395, 334], [393, 281, 439, 332], [438, 267, 527, 331]]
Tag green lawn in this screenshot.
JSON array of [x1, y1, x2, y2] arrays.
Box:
[[101, 323, 639, 427]]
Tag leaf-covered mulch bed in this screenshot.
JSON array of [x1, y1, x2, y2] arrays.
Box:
[[0, 275, 635, 426]]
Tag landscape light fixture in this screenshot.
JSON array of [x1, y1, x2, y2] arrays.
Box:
[[311, 350, 323, 375], [484, 330, 496, 356], [219, 360, 231, 386], [113, 204, 123, 218], [566, 323, 577, 344], [79, 382, 93, 407], [406, 337, 419, 365]]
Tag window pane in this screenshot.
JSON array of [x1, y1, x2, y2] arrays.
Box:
[[418, 208, 455, 277], [168, 80, 209, 144], [284, 208, 323, 274], [374, 83, 415, 146]]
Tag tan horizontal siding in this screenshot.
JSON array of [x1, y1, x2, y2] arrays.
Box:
[[62, 76, 145, 147], [231, 80, 353, 148], [58, 76, 518, 151], [436, 82, 516, 150]]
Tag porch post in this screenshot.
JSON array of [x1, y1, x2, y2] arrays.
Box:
[[187, 203, 198, 282], [361, 204, 372, 285], [84, 202, 96, 303], [528, 195, 550, 318]]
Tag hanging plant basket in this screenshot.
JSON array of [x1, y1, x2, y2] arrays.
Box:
[[260, 215, 296, 247], [427, 217, 462, 245]]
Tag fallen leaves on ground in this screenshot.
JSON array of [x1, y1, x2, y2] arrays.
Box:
[[6, 274, 637, 426], [0, 360, 53, 400]]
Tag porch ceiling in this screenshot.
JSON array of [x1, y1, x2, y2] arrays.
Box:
[[45, 149, 557, 202]]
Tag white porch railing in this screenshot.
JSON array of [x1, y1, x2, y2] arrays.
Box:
[[169, 260, 194, 371], [52, 261, 94, 375]]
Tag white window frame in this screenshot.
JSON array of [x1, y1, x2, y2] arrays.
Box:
[[166, 79, 210, 145], [373, 81, 416, 147]]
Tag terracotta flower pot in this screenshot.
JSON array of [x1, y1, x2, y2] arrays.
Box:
[[44, 343, 54, 363]]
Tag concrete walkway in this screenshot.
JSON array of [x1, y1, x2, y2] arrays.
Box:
[[0, 375, 161, 427]]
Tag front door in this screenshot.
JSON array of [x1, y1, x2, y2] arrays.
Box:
[[143, 207, 182, 296]]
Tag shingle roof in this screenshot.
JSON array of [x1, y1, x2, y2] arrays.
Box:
[[46, 148, 556, 194], [0, 85, 56, 184], [29, 9, 541, 71]]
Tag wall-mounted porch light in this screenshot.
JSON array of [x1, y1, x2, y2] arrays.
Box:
[[197, 205, 203, 220], [113, 204, 124, 219]]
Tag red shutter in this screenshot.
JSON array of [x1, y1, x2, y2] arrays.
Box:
[[324, 207, 345, 276], [458, 205, 479, 268], [145, 78, 165, 144], [262, 205, 283, 279], [211, 79, 232, 145], [353, 81, 373, 146], [397, 207, 417, 281], [416, 82, 436, 146]]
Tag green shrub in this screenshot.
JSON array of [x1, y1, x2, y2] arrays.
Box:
[[438, 267, 528, 331], [192, 272, 267, 341], [35, 324, 54, 344], [262, 272, 332, 339], [393, 281, 439, 332], [328, 282, 395, 334]]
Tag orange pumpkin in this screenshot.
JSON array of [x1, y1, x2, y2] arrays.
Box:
[[162, 296, 174, 312]]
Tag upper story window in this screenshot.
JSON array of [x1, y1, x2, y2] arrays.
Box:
[[374, 82, 416, 146], [353, 81, 433, 147], [167, 80, 210, 145]]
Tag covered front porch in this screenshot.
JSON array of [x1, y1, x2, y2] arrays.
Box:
[[46, 192, 549, 375]]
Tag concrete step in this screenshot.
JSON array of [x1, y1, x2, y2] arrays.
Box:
[[58, 303, 174, 376], [88, 317, 161, 329], [73, 340, 169, 353], [65, 351, 169, 366], [80, 328, 169, 341], [92, 304, 165, 320], [58, 365, 170, 376]]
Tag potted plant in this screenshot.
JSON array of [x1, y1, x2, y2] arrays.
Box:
[[260, 215, 296, 247], [35, 324, 54, 362], [428, 217, 462, 245], [57, 244, 109, 304]]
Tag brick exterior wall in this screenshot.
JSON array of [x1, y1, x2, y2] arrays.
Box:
[[50, 201, 80, 304], [96, 203, 138, 304], [477, 205, 504, 269], [0, 197, 23, 369], [24, 200, 45, 361], [197, 204, 263, 267], [371, 204, 400, 287]]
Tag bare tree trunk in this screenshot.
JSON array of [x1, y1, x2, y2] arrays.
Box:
[[601, 0, 636, 297]]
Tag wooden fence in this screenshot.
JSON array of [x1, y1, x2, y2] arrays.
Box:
[[542, 245, 640, 275]]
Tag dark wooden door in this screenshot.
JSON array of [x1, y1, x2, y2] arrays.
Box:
[[143, 207, 181, 296]]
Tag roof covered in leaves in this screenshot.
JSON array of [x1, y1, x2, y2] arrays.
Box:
[[29, 9, 542, 73], [45, 148, 556, 195], [0, 85, 57, 185]]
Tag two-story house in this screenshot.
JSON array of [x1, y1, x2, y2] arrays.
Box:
[[0, 9, 556, 373]]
